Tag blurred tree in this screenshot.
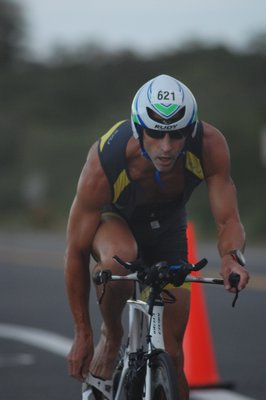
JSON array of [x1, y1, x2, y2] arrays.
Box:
[[0, 0, 25, 67], [247, 32, 266, 55], [0, 14, 265, 238]]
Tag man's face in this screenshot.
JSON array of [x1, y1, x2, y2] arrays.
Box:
[[142, 129, 186, 172]]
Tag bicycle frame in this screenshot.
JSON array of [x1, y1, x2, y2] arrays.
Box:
[[112, 287, 166, 399], [86, 270, 169, 400], [86, 266, 227, 400], [102, 271, 224, 400]]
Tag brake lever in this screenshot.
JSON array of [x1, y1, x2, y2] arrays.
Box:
[[93, 269, 112, 285], [113, 255, 132, 269], [229, 272, 241, 307], [113, 255, 146, 272], [193, 258, 208, 271]]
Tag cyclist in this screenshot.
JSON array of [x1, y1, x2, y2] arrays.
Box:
[[64, 74, 250, 399]]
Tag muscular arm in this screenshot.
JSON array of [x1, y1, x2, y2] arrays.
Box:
[[64, 142, 111, 380], [202, 122, 249, 290]]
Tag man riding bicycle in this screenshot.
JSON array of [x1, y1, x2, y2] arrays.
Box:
[[64, 74, 250, 400]]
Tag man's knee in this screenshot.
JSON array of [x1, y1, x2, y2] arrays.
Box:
[[92, 215, 138, 262], [91, 256, 135, 308]]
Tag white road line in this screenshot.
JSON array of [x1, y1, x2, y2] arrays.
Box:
[[190, 389, 256, 400], [0, 323, 256, 400], [0, 323, 71, 356]]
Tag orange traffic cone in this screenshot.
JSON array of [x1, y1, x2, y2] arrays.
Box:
[[183, 222, 221, 388]]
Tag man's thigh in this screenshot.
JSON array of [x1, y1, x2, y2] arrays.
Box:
[[91, 214, 138, 272], [91, 214, 137, 319]]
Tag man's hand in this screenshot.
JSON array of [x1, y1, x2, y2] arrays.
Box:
[[220, 254, 250, 292], [67, 329, 94, 382]]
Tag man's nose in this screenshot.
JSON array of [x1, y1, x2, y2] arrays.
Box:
[[160, 134, 172, 151]]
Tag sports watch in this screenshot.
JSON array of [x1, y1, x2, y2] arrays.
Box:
[[227, 249, 246, 266]]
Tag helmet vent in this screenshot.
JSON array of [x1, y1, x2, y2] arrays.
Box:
[[146, 106, 186, 125]]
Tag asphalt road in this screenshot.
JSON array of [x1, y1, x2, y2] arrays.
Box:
[[0, 231, 265, 400]]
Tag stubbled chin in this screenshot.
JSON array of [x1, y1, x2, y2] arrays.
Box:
[[154, 160, 174, 171]]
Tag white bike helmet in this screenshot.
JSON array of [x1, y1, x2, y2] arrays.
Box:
[[131, 74, 198, 139]]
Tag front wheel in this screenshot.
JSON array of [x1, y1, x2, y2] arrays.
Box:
[[150, 352, 179, 400], [114, 350, 146, 400]]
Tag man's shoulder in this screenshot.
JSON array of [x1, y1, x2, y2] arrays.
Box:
[[77, 144, 112, 204], [202, 121, 228, 149], [99, 120, 131, 145], [202, 121, 226, 137], [201, 121, 230, 177], [98, 120, 132, 157]]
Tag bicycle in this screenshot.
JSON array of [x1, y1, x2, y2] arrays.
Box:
[[82, 256, 240, 400]]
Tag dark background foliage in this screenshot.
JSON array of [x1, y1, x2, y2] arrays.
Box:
[[1, 0, 265, 241]]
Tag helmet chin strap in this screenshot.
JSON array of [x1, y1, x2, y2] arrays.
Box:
[[140, 143, 186, 188]]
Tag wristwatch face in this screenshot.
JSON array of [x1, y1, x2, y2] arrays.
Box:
[[231, 249, 246, 266]]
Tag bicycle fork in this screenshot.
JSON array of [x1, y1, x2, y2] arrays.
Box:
[[126, 299, 166, 400]]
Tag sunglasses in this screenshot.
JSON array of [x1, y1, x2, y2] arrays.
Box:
[[144, 123, 195, 140]]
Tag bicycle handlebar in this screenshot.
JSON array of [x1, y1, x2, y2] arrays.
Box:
[[93, 257, 210, 286], [93, 256, 241, 307]]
